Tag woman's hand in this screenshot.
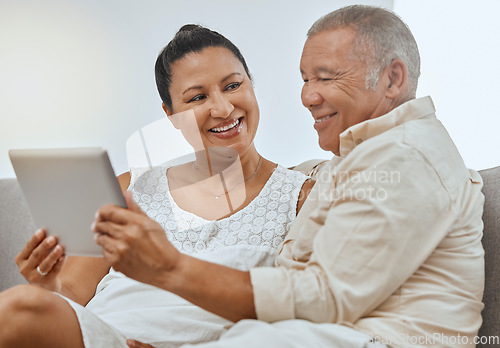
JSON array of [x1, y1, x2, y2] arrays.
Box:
[[15, 229, 66, 291], [92, 191, 181, 287]]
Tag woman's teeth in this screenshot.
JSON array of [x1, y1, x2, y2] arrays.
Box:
[[210, 119, 241, 133]]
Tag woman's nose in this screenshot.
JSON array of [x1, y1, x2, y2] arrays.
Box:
[[209, 93, 234, 118], [301, 85, 323, 109]]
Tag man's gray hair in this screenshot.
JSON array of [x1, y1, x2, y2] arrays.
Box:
[[308, 5, 420, 98]]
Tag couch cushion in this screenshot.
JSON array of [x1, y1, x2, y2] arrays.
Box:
[[477, 166, 500, 346], [0, 178, 34, 291]]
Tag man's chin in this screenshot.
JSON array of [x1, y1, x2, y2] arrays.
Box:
[[318, 138, 339, 155]]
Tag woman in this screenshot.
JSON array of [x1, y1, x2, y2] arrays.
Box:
[[0, 25, 314, 347]]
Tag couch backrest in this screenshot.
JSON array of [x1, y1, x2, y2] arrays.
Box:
[[477, 166, 500, 347], [0, 166, 499, 342], [0, 178, 33, 291]]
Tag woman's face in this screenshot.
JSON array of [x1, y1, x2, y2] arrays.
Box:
[[166, 46, 259, 157]]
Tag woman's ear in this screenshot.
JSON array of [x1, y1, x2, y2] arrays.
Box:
[[162, 103, 179, 129], [383, 59, 408, 100]]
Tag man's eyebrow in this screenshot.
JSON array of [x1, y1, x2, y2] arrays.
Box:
[[316, 67, 338, 75], [299, 67, 339, 76]]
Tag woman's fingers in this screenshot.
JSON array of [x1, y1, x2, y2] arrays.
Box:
[[15, 229, 45, 263], [17, 232, 57, 277], [36, 244, 65, 276], [29, 234, 58, 267], [15, 229, 66, 287]]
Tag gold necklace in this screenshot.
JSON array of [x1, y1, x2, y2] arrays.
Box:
[[193, 155, 263, 200]]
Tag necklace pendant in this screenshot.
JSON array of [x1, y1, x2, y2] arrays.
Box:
[[215, 196, 219, 199]]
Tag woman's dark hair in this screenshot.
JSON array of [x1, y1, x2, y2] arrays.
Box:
[[155, 24, 252, 111]]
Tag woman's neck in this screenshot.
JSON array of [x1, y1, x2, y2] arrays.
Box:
[[192, 145, 261, 184]]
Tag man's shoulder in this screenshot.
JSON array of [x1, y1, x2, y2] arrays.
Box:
[[290, 159, 329, 179], [351, 117, 470, 195]]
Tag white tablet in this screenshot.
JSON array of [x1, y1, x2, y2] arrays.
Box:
[[9, 147, 126, 256]]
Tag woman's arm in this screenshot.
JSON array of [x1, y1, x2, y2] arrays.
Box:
[[297, 179, 315, 214], [57, 256, 110, 305]]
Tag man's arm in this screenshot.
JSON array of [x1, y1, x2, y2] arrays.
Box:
[[250, 146, 456, 323]]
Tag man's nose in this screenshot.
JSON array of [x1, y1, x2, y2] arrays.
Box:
[[301, 85, 323, 109], [209, 92, 234, 118]]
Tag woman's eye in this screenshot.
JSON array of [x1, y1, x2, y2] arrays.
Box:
[[188, 95, 206, 103], [225, 82, 241, 91]]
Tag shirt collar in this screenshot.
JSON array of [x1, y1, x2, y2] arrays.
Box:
[[339, 96, 436, 158]]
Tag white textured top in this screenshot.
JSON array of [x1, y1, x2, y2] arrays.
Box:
[[83, 164, 307, 347]]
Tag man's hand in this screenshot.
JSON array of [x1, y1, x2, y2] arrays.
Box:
[[127, 339, 156, 348], [92, 191, 181, 287]]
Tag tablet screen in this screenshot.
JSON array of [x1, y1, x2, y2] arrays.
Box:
[[9, 147, 125, 256]]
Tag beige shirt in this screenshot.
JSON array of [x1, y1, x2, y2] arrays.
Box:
[[250, 97, 485, 347]]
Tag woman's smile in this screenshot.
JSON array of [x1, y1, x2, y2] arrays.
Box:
[[208, 117, 244, 139]]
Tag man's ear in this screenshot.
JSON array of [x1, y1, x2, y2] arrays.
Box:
[[383, 59, 408, 100], [162, 103, 179, 129]]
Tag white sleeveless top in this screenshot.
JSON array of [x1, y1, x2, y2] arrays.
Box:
[[81, 165, 308, 347]]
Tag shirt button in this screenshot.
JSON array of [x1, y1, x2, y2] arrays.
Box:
[[355, 139, 363, 145]]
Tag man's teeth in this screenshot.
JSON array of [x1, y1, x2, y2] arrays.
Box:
[[210, 119, 240, 133], [315, 113, 336, 123]]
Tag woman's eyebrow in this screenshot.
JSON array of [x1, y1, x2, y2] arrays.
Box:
[[182, 85, 203, 96], [182, 73, 242, 95], [221, 72, 242, 83]]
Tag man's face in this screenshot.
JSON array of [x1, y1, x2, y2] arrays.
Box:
[[300, 27, 390, 155]]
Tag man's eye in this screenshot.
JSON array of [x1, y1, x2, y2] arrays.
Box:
[[321, 78, 332, 82], [225, 82, 241, 91], [188, 95, 206, 102]]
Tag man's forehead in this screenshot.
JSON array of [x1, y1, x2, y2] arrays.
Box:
[[301, 29, 359, 66], [300, 65, 339, 76], [302, 29, 355, 57]]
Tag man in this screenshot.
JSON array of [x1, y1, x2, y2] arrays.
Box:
[[105, 5, 484, 348]]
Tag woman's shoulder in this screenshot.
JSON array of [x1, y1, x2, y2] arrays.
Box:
[[273, 164, 317, 215], [117, 171, 131, 194], [274, 164, 309, 183]]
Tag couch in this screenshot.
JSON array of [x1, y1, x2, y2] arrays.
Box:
[[1, 166, 499, 347]]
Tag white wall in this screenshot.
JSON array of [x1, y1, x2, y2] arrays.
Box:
[[394, 0, 500, 171], [0, 0, 394, 178]]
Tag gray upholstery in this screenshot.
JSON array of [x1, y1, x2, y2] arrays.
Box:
[[477, 166, 500, 347], [0, 178, 33, 290], [0, 167, 499, 346]]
